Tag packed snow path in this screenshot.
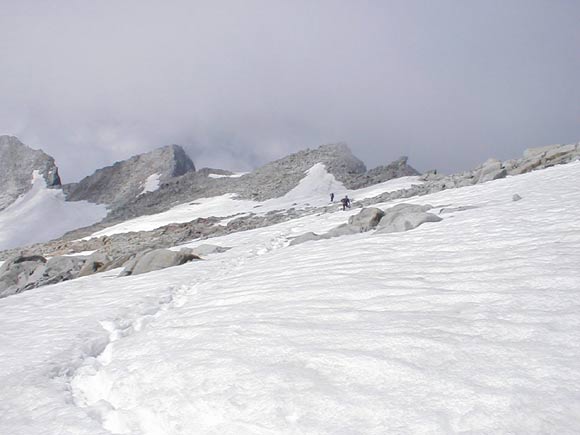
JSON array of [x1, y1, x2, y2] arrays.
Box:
[[1, 162, 580, 434]]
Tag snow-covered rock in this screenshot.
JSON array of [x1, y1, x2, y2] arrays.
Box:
[[288, 231, 324, 246], [0, 135, 61, 211]]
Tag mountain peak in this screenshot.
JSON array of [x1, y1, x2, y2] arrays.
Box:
[[0, 136, 61, 211], [64, 144, 196, 206]]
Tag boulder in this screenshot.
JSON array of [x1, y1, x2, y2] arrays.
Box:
[[0, 254, 86, 298], [475, 159, 507, 184], [120, 248, 200, 277], [37, 256, 87, 287], [348, 207, 385, 232], [512, 194, 522, 202], [77, 252, 112, 277], [102, 253, 137, 272], [376, 203, 442, 234], [0, 255, 47, 298]]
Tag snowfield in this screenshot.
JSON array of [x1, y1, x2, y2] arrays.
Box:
[[1, 162, 580, 434], [0, 172, 108, 251]]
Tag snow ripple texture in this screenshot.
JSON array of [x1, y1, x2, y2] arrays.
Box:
[[0, 162, 580, 434]]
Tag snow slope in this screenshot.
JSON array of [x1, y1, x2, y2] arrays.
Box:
[[88, 163, 421, 238], [0, 172, 108, 250], [1, 162, 579, 434]]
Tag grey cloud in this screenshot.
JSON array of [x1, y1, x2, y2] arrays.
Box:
[[0, 0, 578, 182]]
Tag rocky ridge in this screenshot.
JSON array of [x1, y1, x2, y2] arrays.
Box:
[[63, 144, 195, 207], [0, 135, 61, 211], [102, 143, 418, 222], [2, 141, 577, 266], [1, 140, 578, 298]]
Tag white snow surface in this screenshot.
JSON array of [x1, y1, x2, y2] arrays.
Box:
[[0, 171, 108, 250], [1, 162, 580, 434], [88, 163, 421, 238], [139, 173, 161, 195], [208, 172, 248, 179]]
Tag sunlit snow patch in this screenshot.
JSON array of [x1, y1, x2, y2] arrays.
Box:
[[0, 171, 108, 250], [208, 172, 248, 179], [139, 173, 161, 195]]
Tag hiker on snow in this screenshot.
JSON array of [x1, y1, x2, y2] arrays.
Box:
[[340, 195, 351, 211], [330, 192, 335, 202]]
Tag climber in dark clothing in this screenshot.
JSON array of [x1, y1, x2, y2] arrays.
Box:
[[330, 192, 335, 202], [340, 195, 351, 211]]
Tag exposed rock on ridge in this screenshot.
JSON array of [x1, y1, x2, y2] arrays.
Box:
[[63, 144, 195, 207], [0, 135, 61, 211], [106, 143, 418, 222]]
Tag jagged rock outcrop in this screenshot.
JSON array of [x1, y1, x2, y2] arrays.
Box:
[[427, 142, 580, 189], [347, 157, 420, 189], [507, 143, 579, 175], [106, 143, 416, 222], [0, 136, 61, 211], [63, 144, 195, 207]]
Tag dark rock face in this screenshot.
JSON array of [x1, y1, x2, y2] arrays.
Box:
[[63, 144, 195, 207], [0, 136, 61, 211], [347, 157, 420, 189]]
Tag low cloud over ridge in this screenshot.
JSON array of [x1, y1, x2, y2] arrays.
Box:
[[1, 1, 579, 182]]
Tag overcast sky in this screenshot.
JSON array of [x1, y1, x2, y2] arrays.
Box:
[[1, 1, 578, 182]]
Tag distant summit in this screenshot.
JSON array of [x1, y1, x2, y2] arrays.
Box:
[[0, 135, 61, 211], [63, 144, 196, 207]]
